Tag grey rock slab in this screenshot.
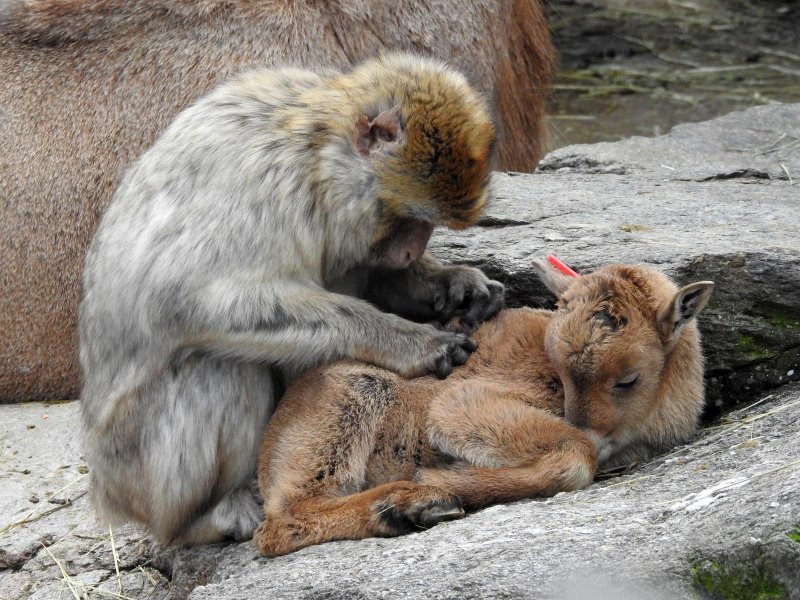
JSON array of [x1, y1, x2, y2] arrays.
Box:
[[190, 384, 800, 600], [429, 106, 800, 415], [0, 402, 166, 598], [537, 104, 800, 182]]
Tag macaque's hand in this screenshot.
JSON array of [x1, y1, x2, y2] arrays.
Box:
[[430, 265, 504, 324], [390, 325, 477, 380], [431, 315, 480, 337]]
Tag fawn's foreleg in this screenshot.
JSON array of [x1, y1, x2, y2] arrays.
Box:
[[254, 481, 463, 557], [419, 382, 596, 508]]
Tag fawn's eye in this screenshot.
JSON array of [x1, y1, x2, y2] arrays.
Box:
[[614, 373, 639, 390]]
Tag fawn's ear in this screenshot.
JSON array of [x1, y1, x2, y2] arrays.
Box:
[[658, 281, 714, 346], [532, 259, 574, 297]]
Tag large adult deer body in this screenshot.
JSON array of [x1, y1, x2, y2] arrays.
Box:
[[255, 262, 713, 556], [0, 0, 554, 402]]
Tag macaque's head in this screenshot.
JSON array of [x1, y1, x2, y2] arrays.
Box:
[[341, 54, 495, 268], [532, 260, 714, 468]]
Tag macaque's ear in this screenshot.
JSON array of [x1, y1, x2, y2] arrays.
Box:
[[531, 259, 574, 298], [355, 107, 403, 157], [658, 281, 714, 346]]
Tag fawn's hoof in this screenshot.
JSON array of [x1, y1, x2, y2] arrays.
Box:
[[377, 486, 465, 534], [417, 499, 465, 528]]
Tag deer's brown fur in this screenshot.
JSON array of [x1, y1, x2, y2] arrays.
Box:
[[0, 0, 554, 402], [254, 263, 713, 556]]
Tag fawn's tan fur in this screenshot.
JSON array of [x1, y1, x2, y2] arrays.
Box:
[[255, 263, 713, 556]]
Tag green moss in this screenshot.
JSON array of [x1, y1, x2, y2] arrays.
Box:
[[748, 304, 800, 331], [736, 334, 776, 360], [788, 526, 800, 544], [691, 561, 786, 600]]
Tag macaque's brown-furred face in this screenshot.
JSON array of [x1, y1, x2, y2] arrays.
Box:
[[346, 54, 496, 232]]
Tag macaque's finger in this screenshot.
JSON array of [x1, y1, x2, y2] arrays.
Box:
[[480, 281, 505, 320], [441, 282, 466, 319], [464, 285, 491, 322], [450, 345, 471, 366], [433, 290, 447, 313], [435, 355, 453, 379], [461, 335, 477, 353]]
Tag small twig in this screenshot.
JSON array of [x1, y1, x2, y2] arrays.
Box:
[[76, 585, 136, 600], [620, 36, 704, 68], [548, 115, 598, 121], [751, 458, 800, 480], [137, 565, 159, 587], [601, 475, 655, 490], [736, 394, 775, 413], [688, 64, 763, 74], [778, 138, 800, 158], [780, 164, 794, 185], [757, 47, 800, 63], [0, 491, 87, 536], [767, 65, 800, 77], [757, 133, 787, 152]]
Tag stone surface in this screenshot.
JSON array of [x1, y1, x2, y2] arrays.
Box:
[[1, 387, 798, 599], [433, 103, 800, 419], [2, 105, 799, 599]]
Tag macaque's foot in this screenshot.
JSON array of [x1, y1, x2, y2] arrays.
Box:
[[178, 486, 262, 545]]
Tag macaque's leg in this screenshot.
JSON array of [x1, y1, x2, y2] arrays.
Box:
[[254, 481, 463, 557], [419, 383, 596, 508]]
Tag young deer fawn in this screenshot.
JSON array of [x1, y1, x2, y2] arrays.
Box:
[[254, 260, 713, 556]]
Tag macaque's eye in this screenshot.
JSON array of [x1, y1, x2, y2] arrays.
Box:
[[548, 377, 562, 393], [614, 373, 640, 390]]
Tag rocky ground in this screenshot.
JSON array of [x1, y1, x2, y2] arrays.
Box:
[[1, 104, 799, 599]]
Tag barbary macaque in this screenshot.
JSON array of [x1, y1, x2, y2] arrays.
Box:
[[79, 54, 503, 545]]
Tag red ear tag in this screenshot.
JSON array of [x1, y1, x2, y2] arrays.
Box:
[[547, 254, 579, 278]]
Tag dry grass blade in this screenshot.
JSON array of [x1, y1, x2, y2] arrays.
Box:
[[0, 490, 87, 537], [109, 526, 123, 595], [601, 475, 655, 490], [41, 543, 82, 600], [76, 585, 136, 600], [137, 565, 159, 587]]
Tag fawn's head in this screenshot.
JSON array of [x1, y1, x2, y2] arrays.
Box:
[[532, 260, 714, 467]]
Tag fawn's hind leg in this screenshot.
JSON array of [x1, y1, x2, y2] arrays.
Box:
[[254, 481, 463, 557], [419, 382, 597, 508]]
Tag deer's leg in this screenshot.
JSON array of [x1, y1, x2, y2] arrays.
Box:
[[254, 480, 463, 557], [419, 382, 596, 508]]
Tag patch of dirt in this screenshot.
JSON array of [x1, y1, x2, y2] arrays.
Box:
[[546, 0, 800, 147]]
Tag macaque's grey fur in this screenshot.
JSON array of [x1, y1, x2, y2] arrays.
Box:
[[79, 54, 502, 545]]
